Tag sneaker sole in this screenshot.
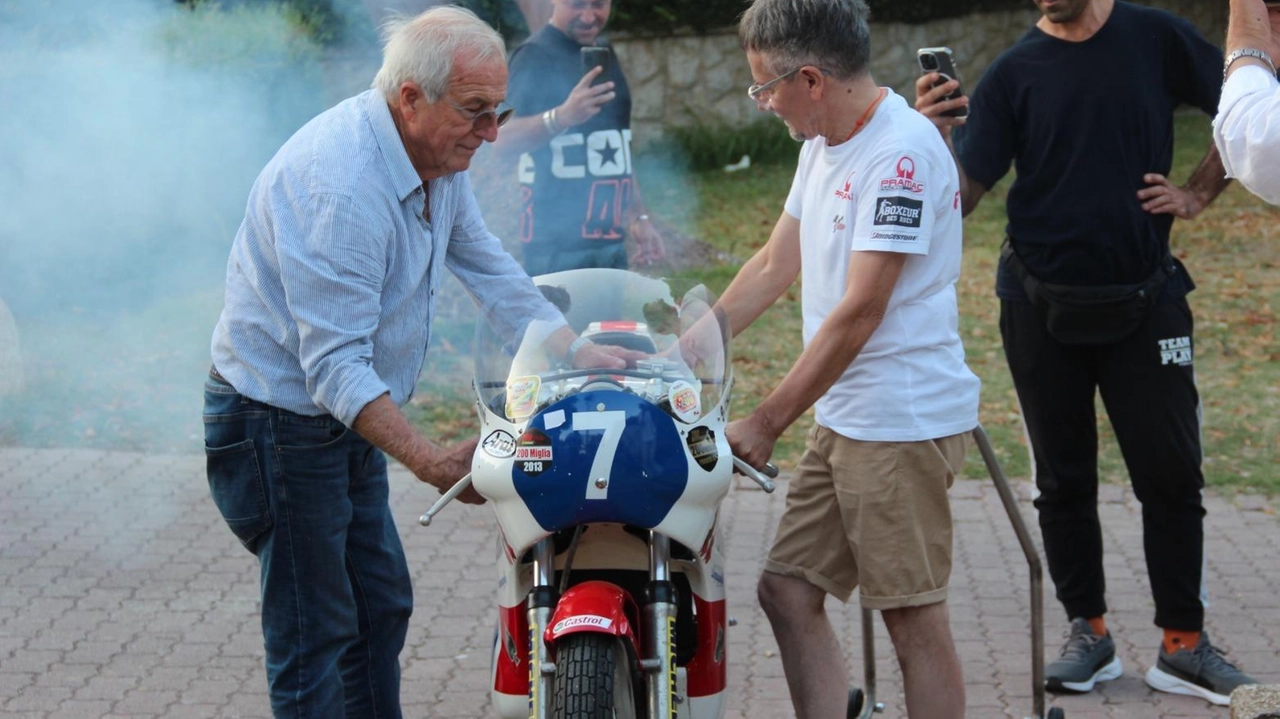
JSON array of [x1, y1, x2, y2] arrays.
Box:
[[1047, 655, 1123, 693], [1144, 665, 1231, 706]]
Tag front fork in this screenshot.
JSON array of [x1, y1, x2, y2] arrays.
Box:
[[524, 531, 680, 719]]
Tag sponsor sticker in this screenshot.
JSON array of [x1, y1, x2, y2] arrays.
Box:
[[878, 155, 925, 194], [505, 375, 541, 420], [668, 381, 701, 422], [481, 429, 516, 458], [551, 615, 614, 636], [516, 428, 554, 477], [873, 196, 924, 228]]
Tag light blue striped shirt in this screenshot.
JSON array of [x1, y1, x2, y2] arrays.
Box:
[[211, 89, 562, 426]]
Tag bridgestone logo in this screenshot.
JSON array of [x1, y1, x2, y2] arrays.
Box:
[[874, 197, 924, 228]]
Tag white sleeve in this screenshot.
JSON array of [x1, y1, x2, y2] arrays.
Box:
[[850, 150, 935, 256], [1213, 65, 1280, 205]]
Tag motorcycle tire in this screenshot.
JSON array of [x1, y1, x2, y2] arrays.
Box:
[[550, 633, 638, 719]]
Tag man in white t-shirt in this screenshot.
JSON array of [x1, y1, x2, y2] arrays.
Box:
[[705, 1, 981, 716]]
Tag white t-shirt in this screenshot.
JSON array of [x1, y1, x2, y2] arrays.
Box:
[[783, 90, 980, 442]]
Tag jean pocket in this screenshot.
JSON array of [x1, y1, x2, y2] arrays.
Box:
[[205, 438, 272, 553]]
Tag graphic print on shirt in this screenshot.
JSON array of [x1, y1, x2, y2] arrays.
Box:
[[519, 128, 634, 243], [869, 155, 927, 245]]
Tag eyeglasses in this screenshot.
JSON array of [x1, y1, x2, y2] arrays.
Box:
[[747, 67, 801, 101], [446, 99, 515, 130]]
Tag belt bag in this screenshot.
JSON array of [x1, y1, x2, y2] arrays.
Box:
[[1002, 241, 1172, 345]]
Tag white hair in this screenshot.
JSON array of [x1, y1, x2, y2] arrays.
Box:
[[372, 6, 505, 103]]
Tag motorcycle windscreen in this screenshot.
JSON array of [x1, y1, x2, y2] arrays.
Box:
[[512, 390, 688, 531]]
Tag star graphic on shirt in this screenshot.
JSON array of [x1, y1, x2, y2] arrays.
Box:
[[595, 137, 620, 168]]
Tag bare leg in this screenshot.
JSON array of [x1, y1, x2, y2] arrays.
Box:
[[758, 571, 849, 719], [880, 601, 965, 719]]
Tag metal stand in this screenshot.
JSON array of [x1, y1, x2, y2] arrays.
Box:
[[848, 425, 1063, 719]]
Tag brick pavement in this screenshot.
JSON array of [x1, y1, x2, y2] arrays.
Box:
[[1, 447, 1277, 718]]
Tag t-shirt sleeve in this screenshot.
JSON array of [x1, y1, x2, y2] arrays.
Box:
[[954, 60, 1016, 191], [507, 44, 556, 117], [850, 148, 936, 256], [1162, 13, 1223, 115]]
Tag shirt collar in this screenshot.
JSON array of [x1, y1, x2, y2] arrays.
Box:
[[362, 89, 426, 203]]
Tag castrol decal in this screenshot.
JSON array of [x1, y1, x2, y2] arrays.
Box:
[[551, 615, 613, 636]]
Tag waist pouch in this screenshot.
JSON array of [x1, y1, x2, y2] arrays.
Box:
[[1001, 240, 1172, 345]]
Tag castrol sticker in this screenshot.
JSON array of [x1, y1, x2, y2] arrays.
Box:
[[504, 375, 541, 420], [551, 615, 614, 636], [668, 381, 701, 423]]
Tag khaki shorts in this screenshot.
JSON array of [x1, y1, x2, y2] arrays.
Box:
[[764, 425, 969, 610]]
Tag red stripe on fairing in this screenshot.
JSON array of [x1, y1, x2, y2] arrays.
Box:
[[494, 604, 528, 695], [685, 596, 727, 696], [598, 321, 638, 331]]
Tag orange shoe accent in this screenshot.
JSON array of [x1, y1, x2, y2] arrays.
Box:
[[1087, 616, 1107, 637], [1163, 630, 1201, 654]]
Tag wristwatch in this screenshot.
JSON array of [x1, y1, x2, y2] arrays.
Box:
[[1224, 47, 1277, 81]]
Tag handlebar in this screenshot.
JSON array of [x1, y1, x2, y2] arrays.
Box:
[[419, 473, 473, 527], [732, 457, 778, 493]]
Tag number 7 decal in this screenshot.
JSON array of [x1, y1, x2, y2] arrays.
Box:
[[572, 410, 627, 499]]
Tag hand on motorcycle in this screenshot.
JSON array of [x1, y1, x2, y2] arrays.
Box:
[[726, 413, 779, 476], [572, 342, 647, 370], [416, 436, 487, 505]]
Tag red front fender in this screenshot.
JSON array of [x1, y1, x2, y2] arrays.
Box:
[[545, 580, 640, 655]]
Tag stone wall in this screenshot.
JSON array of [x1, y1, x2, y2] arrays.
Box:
[[613, 1, 1227, 145]]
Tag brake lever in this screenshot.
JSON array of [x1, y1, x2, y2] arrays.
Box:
[[419, 473, 473, 527], [732, 457, 777, 493]]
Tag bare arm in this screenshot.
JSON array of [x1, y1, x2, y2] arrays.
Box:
[[714, 213, 804, 337], [353, 393, 484, 503], [727, 250, 908, 469], [493, 67, 613, 157], [914, 72, 990, 218]]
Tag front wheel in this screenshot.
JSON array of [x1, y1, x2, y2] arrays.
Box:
[[551, 633, 638, 719]]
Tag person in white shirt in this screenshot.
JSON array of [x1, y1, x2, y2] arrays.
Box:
[[1215, 0, 1280, 203], [707, 1, 980, 716]]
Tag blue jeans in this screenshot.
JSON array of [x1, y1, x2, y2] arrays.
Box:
[[203, 371, 412, 718]]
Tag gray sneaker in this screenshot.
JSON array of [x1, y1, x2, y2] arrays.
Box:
[[1046, 618, 1124, 693], [1144, 632, 1257, 706]]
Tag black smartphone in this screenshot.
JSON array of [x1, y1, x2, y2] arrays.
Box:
[[917, 46, 968, 119], [581, 46, 610, 83]]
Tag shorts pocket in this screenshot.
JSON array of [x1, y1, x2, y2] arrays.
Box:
[[205, 438, 272, 552]]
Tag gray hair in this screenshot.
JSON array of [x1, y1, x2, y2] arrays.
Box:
[[372, 6, 506, 102], [739, 0, 871, 81]]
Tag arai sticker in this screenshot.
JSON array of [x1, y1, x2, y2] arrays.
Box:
[[516, 428, 554, 477], [481, 429, 516, 458], [504, 375, 541, 420], [668, 380, 701, 422]]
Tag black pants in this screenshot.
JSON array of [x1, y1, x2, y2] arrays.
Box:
[[1000, 298, 1206, 631]]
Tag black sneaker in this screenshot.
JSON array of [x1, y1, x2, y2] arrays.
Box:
[[1144, 632, 1257, 706], [1046, 617, 1124, 693]]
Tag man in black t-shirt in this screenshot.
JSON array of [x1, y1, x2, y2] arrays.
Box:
[[917, 0, 1259, 706], [494, 0, 664, 275]]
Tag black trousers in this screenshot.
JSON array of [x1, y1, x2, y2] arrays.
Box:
[[1000, 298, 1206, 631]]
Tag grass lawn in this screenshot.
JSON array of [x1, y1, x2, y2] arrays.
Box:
[[416, 109, 1277, 495]]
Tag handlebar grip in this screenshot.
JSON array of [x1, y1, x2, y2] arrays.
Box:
[[419, 473, 474, 527], [762, 462, 779, 479], [732, 457, 777, 493]]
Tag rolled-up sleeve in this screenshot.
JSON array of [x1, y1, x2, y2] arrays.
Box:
[[446, 175, 565, 340], [279, 191, 392, 425], [1214, 65, 1280, 205]]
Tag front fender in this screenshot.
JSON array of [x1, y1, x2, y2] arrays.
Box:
[[545, 580, 639, 653]]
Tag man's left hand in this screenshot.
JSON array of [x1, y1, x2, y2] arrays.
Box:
[[726, 413, 779, 474], [573, 343, 647, 370], [1138, 173, 1207, 219], [629, 217, 666, 265]]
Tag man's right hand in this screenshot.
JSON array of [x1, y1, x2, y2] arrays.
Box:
[[556, 66, 616, 128], [414, 437, 486, 505], [914, 72, 969, 139]]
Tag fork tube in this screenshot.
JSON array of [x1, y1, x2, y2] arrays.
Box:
[[527, 538, 558, 719], [644, 532, 677, 719]]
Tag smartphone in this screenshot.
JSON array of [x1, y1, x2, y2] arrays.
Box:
[[917, 47, 968, 119], [581, 46, 610, 83]]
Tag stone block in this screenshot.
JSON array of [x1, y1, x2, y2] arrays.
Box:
[[1232, 684, 1280, 719]]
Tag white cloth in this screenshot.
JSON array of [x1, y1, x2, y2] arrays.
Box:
[[783, 91, 981, 442], [1214, 65, 1280, 204]]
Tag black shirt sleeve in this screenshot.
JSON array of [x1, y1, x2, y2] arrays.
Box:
[[508, 43, 556, 118], [955, 57, 1018, 192], [1161, 13, 1223, 116]]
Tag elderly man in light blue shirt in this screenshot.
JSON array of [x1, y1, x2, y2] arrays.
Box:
[[203, 7, 633, 718]]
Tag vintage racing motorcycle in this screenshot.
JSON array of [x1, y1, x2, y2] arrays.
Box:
[[420, 268, 776, 719]]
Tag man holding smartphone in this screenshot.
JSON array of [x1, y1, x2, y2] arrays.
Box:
[[494, 0, 665, 274], [915, 0, 1258, 707], [1215, 0, 1280, 203]]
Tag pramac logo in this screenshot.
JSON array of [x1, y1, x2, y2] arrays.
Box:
[[879, 155, 925, 194], [834, 169, 856, 200]]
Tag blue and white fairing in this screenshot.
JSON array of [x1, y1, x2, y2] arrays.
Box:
[[470, 269, 734, 556]]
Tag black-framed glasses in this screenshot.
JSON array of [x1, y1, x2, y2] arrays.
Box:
[[446, 99, 515, 130], [747, 67, 801, 101]]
